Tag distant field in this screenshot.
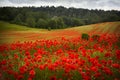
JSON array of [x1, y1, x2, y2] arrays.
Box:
[[70, 21, 120, 34], [0, 21, 120, 44], [0, 21, 30, 31]]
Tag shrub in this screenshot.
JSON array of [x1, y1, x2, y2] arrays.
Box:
[[81, 33, 90, 40], [48, 27, 51, 31]]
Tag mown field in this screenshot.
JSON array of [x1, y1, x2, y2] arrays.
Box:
[[0, 21, 120, 44], [0, 21, 120, 80]]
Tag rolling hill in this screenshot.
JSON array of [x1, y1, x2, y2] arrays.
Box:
[[70, 21, 120, 34], [0, 21, 120, 44], [0, 21, 42, 31]]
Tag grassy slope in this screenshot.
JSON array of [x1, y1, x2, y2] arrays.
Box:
[[0, 21, 120, 33], [0, 21, 48, 43], [0, 21, 120, 44], [0, 21, 43, 31], [70, 21, 120, 34]]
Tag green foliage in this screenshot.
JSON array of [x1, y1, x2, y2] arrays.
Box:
[[0, 6, 120, 29], [56, 17, 65, 29], [36, 19, 47, 28], [72, 18, 85, 26], [13, 13, 24, 24], [48, 19, 57, 29], [81, 33, 90, 40], [26, 17, 36, 27], [48, 17, 65, 29], [48, 27, 51, 31], [0, 21, 38, 31]]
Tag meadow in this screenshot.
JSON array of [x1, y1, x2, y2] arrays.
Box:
[[0, 21, 120, 43], [0, 21, 120, 80]]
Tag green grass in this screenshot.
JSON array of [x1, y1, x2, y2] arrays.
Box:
[[0, 21, 48, 44], [0, 21, 120, 33], [0, 21, 41, 31]]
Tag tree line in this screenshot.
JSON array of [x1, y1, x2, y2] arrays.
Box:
[[0, 6, 120, 29]]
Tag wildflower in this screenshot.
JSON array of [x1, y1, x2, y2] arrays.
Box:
[[17, 74, 24, 80], [90, 66, 98, 72], [50, 76, 57, 80], [48, 64, 55, 71], [14, 54, 19, 59], [116, 50, 120, 59], [39, 65, 45, 70], [19, 66, 27, 74], [104, 52, 112, 57], [29, 69, 35, 78], [25, 51, 30, 56], [28, 77, 32, 80], [94, 72, 101, 78], [112, 63, 120, 69], [0, 60, 7, 65], [103, 67, 113, 75]]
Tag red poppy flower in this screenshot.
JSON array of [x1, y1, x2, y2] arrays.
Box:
[[112, 63, 120, 69], [90, 66, 98, 72], [50, 76, 57, 80], [39, 65, 45, 70], [19, 66, 27, 74], [29, 69, 35, 78]]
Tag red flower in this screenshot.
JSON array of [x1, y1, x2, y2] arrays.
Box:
[[29, 69, 35, 76], [103, 67, 113, 75], [19, 66, 27, 74], [104, 52, 112, 57], [81, 49, 87, 57], [0, 73, 2, 78], [48, 64, 55, 71], [56, 49, 63, 55], [0, 60, 7, 65], [14, 54, 19, 59], [98, 47, 103, 53], [70, 64, 77, 70], [116, 50, 120, 59], [36, 55, 42, 62], [50, 76, 57, 80], [25, 51, 30, 56], [39, 65, 45, 70], [28, 77, 32, 80], [112, 63, 120, 69], [90, 66, 98, 72], [94, 72, 101, 78], [17, 74, 24, 80]]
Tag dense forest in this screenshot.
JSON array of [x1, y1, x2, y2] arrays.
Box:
[[0, 6, 120, 29]]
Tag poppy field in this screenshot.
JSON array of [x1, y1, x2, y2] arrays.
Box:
[[0, 33, 120, 80]]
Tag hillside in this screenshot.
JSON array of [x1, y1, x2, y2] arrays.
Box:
[[0, 21, 120, 44], [0, 21, 44, 31], [70, 21, 120, 34]]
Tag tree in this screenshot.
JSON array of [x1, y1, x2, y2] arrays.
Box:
[[71, 18, 84, 26], [0, 6, 120, 29], [48, 19, 57, 29], [26, 17, 36, 27], [48, 17, 65, 29], [13, 13, 23, 24], [56, 17, 65, 29], [62, 16, 72, 27], [36, 19, 47, 28]]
